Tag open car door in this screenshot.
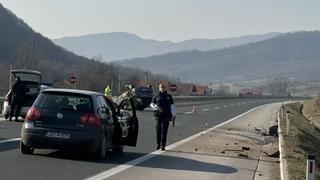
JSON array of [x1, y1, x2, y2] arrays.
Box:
[[117, 98, 139, 146]]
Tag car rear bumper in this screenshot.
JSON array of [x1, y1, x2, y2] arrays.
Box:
[[2, 102, 29, 118], [21, 123, 101, 152]]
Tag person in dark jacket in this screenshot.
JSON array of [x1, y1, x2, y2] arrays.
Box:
[[150, 83, 176, 150], [9, 76, 27, 121]]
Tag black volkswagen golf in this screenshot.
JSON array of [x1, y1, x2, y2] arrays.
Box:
[[20, 88, 138, 160]]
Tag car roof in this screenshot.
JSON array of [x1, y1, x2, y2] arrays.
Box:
[[42, 88, 103, 96]]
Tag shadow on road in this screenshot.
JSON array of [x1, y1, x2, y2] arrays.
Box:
[[33, 151, 238, 174], [0, 140, 238, 174], [136, 154, 238, 174], [0, 141, 19, 152]]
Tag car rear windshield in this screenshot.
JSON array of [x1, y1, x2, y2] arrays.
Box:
[[34, 92, 92, 112], [135, 87, 152, 92], [13, 72, 41, 83]]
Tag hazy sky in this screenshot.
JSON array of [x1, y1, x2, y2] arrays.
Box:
[[1, 0, 319, 42]]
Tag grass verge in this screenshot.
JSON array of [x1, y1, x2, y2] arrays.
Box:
[[280, 100, 320, 180]]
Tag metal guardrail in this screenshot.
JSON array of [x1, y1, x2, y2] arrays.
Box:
[[0, 95, 308, 114], [173, 95, 307, 102]]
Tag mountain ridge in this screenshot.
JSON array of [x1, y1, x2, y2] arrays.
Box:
[[53, 32, 281, 61], [117, 31, 320, 84]]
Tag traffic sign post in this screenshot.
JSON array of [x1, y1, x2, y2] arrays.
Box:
[[170, 84, 177, 92], [68, 76, 77, 89]]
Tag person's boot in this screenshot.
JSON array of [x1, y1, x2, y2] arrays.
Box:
[[156, 145, 160, 150], [161, 146, 166, 151]]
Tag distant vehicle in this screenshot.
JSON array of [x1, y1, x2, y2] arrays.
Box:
[[40, 82, 54, 92], [20, 88, 139, 160], [132, 86, 153, 111], [2, 69, 42, 119]]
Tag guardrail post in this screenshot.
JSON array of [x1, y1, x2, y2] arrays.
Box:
[[306, 154, 316, 180]]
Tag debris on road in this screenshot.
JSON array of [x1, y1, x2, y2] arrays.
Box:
[[238, 153, 249, 158], [264, 150, 280, 158], [269, 125, 278, 136], [242, 146, 250, 151]]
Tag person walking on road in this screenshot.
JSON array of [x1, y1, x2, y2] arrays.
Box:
[[9, 76, 26, 121], [150, 83, 176, 151]]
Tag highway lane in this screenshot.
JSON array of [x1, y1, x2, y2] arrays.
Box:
[[0, 98, 288, 180]]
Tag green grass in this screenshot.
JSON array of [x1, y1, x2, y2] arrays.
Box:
[[280, 102, 320, 180]]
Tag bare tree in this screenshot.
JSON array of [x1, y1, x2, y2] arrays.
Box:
[[269, 77, 289, 96]]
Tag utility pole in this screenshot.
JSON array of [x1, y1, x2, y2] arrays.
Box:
[[118, 72, 121, 93], [145, 72, 148, 86], [9, 64, 12, 89]]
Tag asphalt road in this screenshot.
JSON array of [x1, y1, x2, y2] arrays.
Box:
[[0, 98, 289, 180]]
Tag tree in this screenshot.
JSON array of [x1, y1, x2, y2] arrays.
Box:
[[269, 77, 289, 96]]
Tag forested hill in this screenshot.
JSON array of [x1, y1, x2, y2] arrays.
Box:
[[0, 3, 165, 92], [118, 31, 320, 84]]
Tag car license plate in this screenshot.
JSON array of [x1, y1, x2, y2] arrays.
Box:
[[45, 132, 70, 139]]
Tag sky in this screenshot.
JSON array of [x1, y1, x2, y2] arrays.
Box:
[[1, 0, 320, 42]]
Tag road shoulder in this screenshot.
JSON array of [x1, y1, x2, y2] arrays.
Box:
[[91, 103, 281, 180]]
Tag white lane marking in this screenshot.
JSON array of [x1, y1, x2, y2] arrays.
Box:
[[86, 105, 264, 180], [0, 138, 21, 144], [237, 103, 241, 106], [201, 109, 210, 112], [223, 105, 228, 108], [184, 112, 194, 114], [214, 107, 220, 109], [230, 104, 234, 106]]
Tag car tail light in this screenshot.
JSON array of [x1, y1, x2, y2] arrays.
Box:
[[25, 107, 41, 121], [80, 113, 100, 126]]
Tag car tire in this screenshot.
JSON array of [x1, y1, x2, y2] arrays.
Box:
[[112, 144, 123, 154], [96, 134, 107, 160], [20, 141, 34, 154]]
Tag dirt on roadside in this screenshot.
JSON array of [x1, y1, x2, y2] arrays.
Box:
[[173, 107, 281, 180], [303, 96, 320, 127], [280, 101, 320, 180]]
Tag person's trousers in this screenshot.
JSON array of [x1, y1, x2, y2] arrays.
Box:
[[9, 99, 22, 120], [156, 117, 170, 147]]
